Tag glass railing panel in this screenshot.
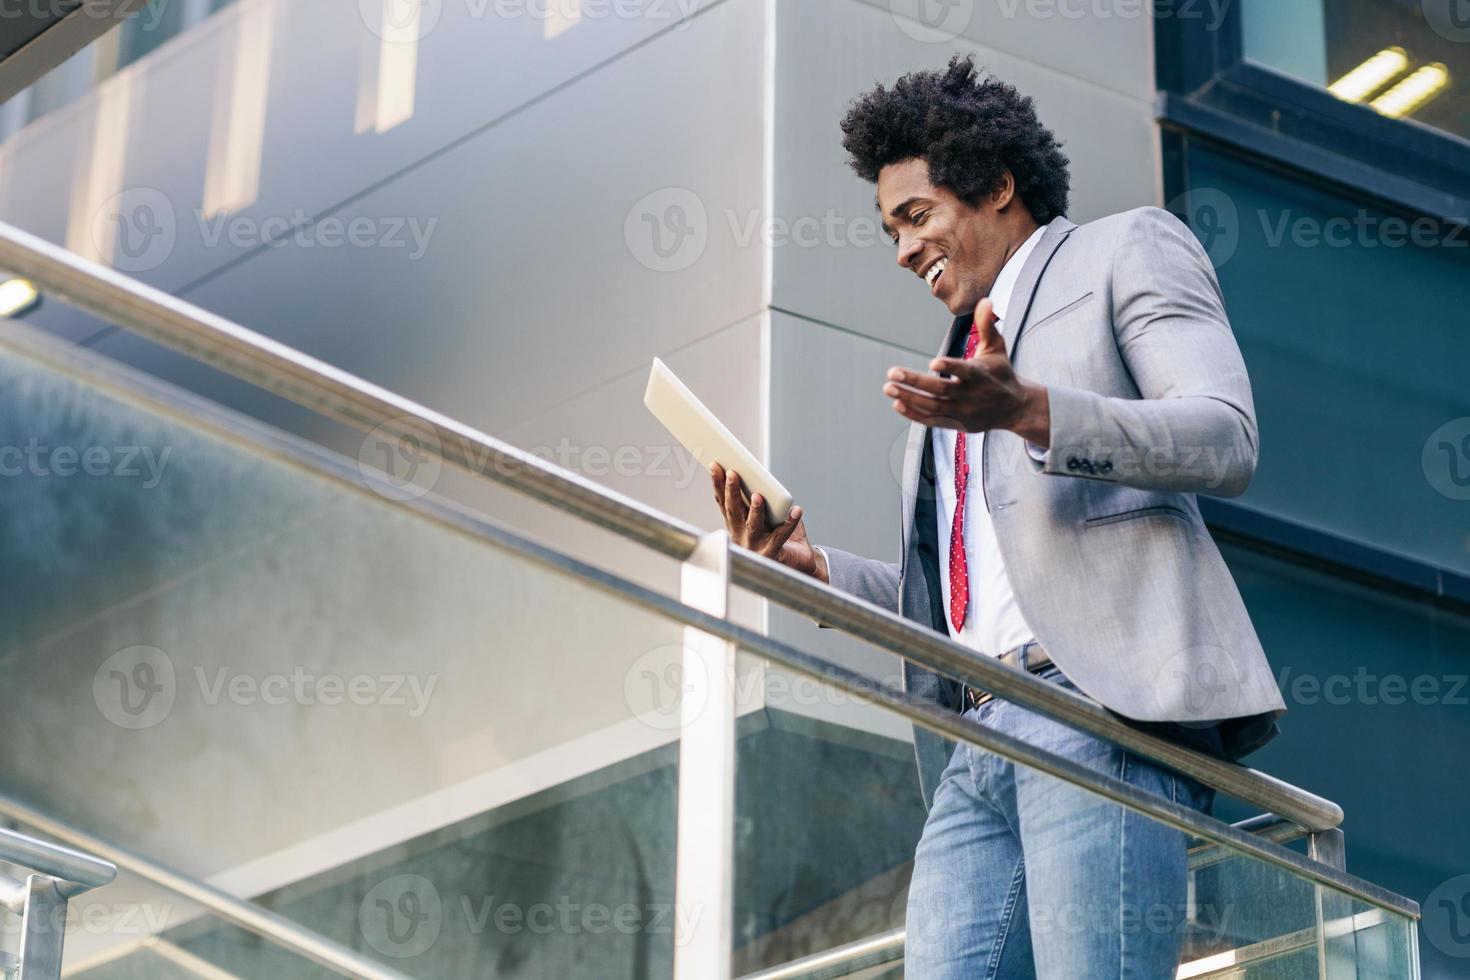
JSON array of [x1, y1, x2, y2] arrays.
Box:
[[1319, 889, 1419, 980], [1183, 840, 1318, 968], [728, 654, 921, 976], [729, 645, 1419, 980], [0, 321, 700, 978]]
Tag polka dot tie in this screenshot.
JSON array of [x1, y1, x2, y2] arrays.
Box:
[[948, 319, 983, 633]]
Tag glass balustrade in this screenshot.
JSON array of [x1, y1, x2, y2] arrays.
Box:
[[0, 304, 1423, 979], [0, 322, 696, 978], [728, 652, 1420, 980]]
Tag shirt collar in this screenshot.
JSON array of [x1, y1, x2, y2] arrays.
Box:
[[988, 223, 1047, 326]]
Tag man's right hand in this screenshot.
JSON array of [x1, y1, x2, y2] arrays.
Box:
[[709, 463, 828, 583]]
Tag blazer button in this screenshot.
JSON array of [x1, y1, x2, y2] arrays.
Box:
[[1066, 456, 1079, 471], [1100, 461, 1113, 474]]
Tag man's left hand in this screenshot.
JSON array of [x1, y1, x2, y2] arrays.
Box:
[[883, 298, 1052, 446]]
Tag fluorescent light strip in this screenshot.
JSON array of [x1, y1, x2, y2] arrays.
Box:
[[0, 277, 38, 317], [1370, 62, 1450, 118], [1327, 46, 1408, 103]]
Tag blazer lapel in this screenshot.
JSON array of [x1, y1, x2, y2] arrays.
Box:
[[1003, 214, 1077, 359], [899, 310, 972, 555]]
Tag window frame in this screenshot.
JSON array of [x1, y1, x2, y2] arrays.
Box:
[[1154, 0, 1470, 225], [1156, 1, 1470, 610]]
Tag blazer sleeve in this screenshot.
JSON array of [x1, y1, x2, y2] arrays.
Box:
[[1031, 206, 1259, 498], [810, 545, 900, 628]]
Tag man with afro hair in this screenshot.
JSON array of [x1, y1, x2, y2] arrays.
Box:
[[711, 55, 1284, 979]]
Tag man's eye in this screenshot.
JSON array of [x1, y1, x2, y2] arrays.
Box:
[[911, 211, 928, 225]]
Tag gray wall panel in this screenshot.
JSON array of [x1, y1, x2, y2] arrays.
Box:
[[765, 308, 921, 744], [854, 0, 1157, 100], [88, 0, 768, 444], [0, 0, 724, 294]]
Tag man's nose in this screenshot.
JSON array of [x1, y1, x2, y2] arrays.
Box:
[[897, 237, 923, 270]]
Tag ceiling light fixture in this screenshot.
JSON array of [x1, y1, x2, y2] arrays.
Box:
[[1327, 46, 1409, 103], [1370, 63, 1450, 118], [0, 277, 40, 317]]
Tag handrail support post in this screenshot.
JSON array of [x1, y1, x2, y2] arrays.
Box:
[[1309, 828, 1347, 871], [14, 874, 67, 980], [673, 530, 736, 980]]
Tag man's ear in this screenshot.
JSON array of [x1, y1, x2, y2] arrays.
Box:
[[991, 170, 1017, 212]]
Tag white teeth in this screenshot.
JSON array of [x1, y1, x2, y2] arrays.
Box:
[[926, 258, 948, 286]]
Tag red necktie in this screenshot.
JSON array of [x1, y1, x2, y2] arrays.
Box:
[[948, 320, 981, 633]]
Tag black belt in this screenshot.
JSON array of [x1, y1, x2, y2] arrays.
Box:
[[963, 642, 1054, 710]]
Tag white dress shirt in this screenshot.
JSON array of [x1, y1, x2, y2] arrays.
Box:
[[931, 225, 1047, 656]]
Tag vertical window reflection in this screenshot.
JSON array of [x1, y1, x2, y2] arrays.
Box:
[[201, 0, 277, 217], [355, 0, 421, 135], [64, 74, 136, 265], [545, 0, 583, 40]]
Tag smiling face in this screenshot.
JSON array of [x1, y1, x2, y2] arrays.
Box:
[[877, 157, 1033, 316]]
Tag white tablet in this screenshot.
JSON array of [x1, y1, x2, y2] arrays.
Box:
[[643, 357, 793, 526]]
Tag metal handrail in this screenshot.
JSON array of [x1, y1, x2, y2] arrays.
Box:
[[0, 826, 116, 896], [0, 796, 412, 980], [0, 224, 1338, 830], [737, 927, 905, 980], [0, 317, 1418, 922]]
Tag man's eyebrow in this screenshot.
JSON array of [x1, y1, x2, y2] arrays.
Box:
[[887, 196, 926, 221]]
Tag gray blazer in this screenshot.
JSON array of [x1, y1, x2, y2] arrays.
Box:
[[819, 206, 1287, 808]]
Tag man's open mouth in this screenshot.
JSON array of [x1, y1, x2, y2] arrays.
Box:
[[925, 257, 948, 294]]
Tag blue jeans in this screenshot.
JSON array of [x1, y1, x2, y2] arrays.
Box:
[[904, 664, 1216, 980]]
